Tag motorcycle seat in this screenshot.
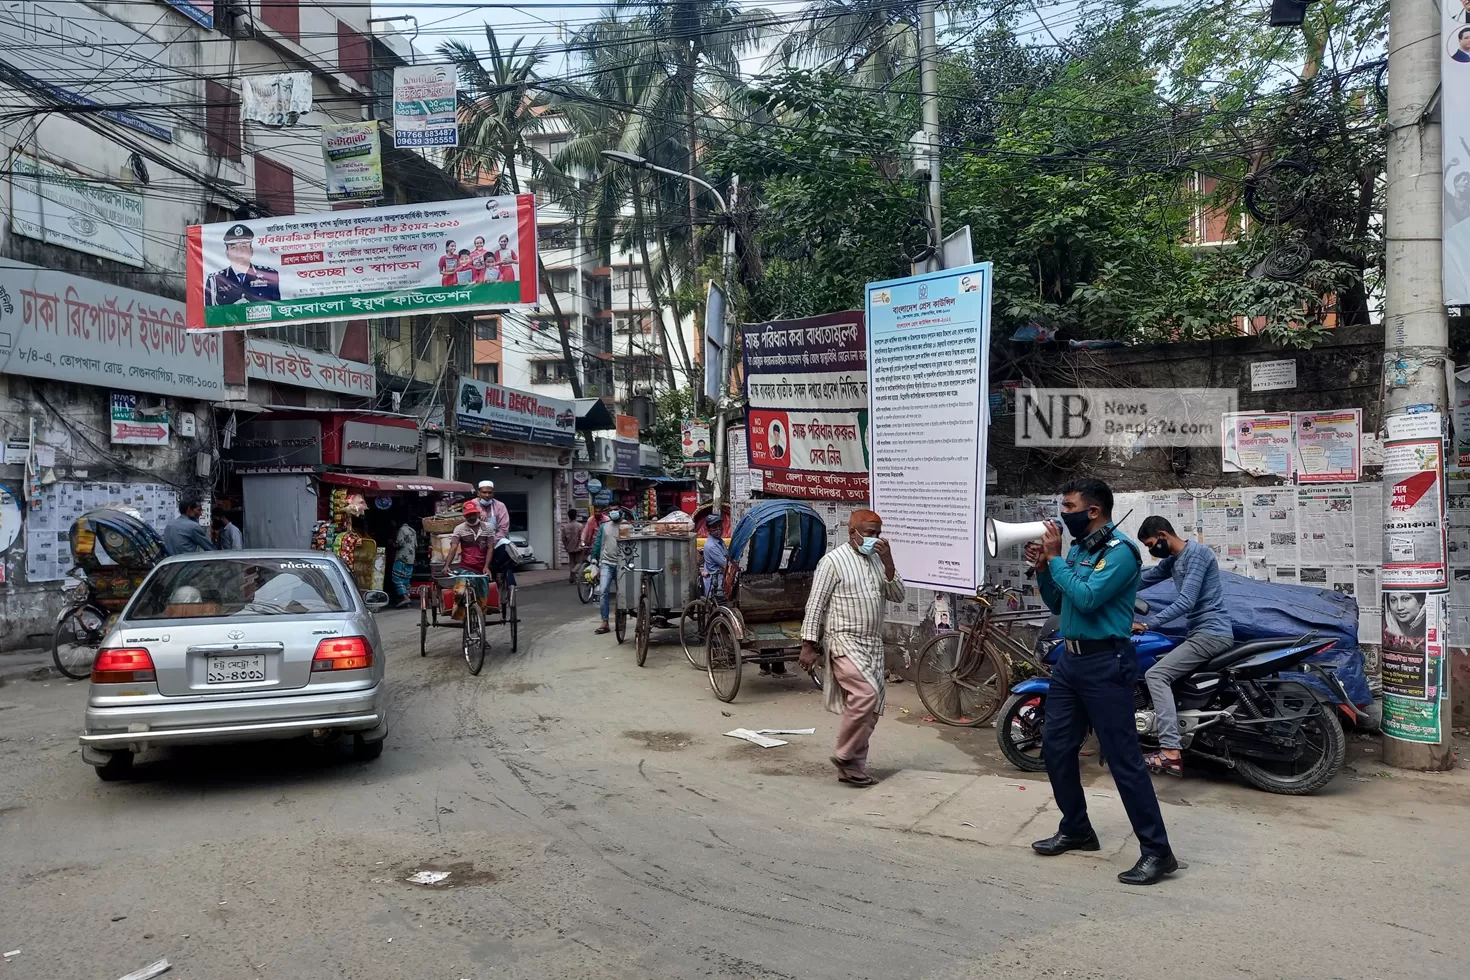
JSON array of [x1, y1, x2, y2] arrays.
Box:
[[1205, 636, 1305, 671]]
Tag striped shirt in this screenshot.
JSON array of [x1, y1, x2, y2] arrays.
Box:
[[801, 545, 906, 715]]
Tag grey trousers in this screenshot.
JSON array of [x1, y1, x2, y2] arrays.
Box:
[[1145, 632, 1235, 750]]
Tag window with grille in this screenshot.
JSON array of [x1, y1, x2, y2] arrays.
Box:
[[260, 322, 330, 352], [475, 363, 500, 384], [538, 225, 574, 250], [546, 269, 573, 292], [534, 360, 571, 383], [379, 318, 400, 341], [475, 317, 499, 341]]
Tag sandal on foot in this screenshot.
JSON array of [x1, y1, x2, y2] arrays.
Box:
[[594, 625, 611, 635], [1145, 752, 1183, 776]]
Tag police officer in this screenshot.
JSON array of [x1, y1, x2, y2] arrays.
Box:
[[205, 224, 281, 305], [1025, 477, 1177, 886]]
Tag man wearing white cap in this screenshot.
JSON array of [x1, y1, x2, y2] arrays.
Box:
[[474, 481, 511, 551]]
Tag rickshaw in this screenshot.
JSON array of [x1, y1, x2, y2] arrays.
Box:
[[417, 523, 520, 673], [53, 508, 166, 679], [703, 500, 828, 702]]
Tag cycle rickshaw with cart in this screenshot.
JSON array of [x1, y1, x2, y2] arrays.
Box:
[[52, 508, 167, 679], [702, 500, 828, 702], [417, 525, 519, 674]]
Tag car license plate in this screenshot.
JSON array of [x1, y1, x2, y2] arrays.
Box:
[[207, 654, 266, 683]]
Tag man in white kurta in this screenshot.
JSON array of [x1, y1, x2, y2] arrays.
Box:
[[800, 510, 905, 786]]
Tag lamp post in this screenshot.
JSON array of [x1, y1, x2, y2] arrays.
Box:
[[601, 151, 738, 516]]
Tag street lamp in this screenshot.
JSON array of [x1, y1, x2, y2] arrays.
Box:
[[601, 150, 738, 516]]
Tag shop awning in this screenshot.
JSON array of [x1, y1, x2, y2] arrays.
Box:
[[574, 398, 617, 431], [320, 472, 473, 493]]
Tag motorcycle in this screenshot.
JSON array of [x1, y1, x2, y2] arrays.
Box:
[[995, 603, 1358, 796]]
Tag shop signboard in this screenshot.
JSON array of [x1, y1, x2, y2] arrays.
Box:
[[457, 379, 575, 448], [228, 419, 323, 468], [245, 338, 376, 397], [742, 310, 868, 500], [616, 415, 640, 441], [393, 65, 458, 148], [0, 262, 224, 399], [614, 440, 640, 477], [341, 421, 418, 470], [10, 154, 146, 267], [161, 0, 213, 28], [463, 438, 573, 468], [186, 195, 538, 330]]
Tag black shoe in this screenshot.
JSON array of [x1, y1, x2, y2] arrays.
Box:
[[1031, 831, 1101, 856], [1117, 852, 1178, 885]]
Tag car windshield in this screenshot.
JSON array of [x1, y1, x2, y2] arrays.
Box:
[[128, 558, 352, 619]]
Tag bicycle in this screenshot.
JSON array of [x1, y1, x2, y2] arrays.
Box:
[[453, 571, 492, 675], [574, 557, 594, 604], [628, 561, 666, 668], [53, 570, 110, 680], [912, 585, 1053, 727], [679, 593, 715, 669]]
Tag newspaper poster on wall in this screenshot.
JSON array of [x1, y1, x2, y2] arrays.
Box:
[[1443, 2, 1470, 304], [742, 311, 869, 500], [186, 195, 538, 330], [25, 482, 178, 581], [1456, 370, 1470, 470], [1198, 488, 1246, 573], [1382, 416, 1448, 591], [241, 72, 312, 126], [1292, 409, 1361, 483], [320, 122, 383, 203], [1222, 412, 1293, 477], [1244, 488, 1296, 578], [866, 263, 991, 593], [393, 65, 459, 148], [1381, 590, 1445, 743]]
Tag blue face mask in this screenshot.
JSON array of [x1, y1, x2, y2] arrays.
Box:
[[858, 536, 880, 555]]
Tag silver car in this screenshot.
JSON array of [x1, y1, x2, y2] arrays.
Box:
[[79, 551, 389, 781]]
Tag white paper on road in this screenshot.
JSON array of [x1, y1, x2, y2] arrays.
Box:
[[407, 870, 451, 885], [754, 728, 816, 736], [724, 729, 789, 748]]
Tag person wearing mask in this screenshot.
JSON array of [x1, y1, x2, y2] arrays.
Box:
[[391, 520, 419, 609], [164, 498, 216, 556], [1135, 516, 1234, 776], [213, 514, 243, 550], [474, 481, 511, 548], [798, 510, 906, 786], [701, 512, 728, 602], [563, 509, 588, 584], [592, 508, 625, 635], [1025, 478, 1175, 886], [444, 502, 493, 609]]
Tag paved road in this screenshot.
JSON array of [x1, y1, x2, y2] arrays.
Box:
[[2, 582, 1468, 979]]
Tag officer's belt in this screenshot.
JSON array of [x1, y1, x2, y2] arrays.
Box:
[[1062, 638, 1127, 656]]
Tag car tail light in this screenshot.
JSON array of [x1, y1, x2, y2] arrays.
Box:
[[312, 636, 373, 672], [93, 648, 156, 684]]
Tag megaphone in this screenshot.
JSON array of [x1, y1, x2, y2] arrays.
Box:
[[984, 517, 1051, 558]]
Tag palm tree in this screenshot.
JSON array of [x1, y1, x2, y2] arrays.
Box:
[[439, 26, 584, 399], [771, 0, 919, 89]]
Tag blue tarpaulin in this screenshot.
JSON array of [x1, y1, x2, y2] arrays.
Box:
[[1139, 569, 1372, 707], [728, 500, 827, 574]]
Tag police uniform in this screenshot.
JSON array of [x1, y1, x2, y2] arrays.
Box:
[[1037, 525, 1171, 860], [205, 224, 282, 305]]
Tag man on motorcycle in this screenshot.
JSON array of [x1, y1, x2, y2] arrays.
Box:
[[1026, 478, 1176, 886], [1135, 516, 1235, 776]]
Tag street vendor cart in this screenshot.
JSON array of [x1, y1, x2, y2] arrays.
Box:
[[53, 508, 166, 679], [703, 500, 828, 702], [615, 522, 701, 667]]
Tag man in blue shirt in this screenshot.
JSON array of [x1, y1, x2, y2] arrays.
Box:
[[164, 499, 216, 556], [1026, 478, 1175, 886], [1135, 516, 1234, 775]]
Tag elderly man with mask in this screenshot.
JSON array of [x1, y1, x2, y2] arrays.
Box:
[[798, 509, 905, 787], [592, 507, 626, 635]]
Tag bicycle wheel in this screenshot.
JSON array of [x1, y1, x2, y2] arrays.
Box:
[[679, 599, 708, 669], [706, 615, 742, 702], [508, 586, 519, 653], [913, 631, 1009, 727], [577, 565, 593, 604], [419, 588, 430, 657], [463, 600, 487, 675], [615, 607, 627, 644], [53, 604, 105, 680], [635, 595, 651, 667]]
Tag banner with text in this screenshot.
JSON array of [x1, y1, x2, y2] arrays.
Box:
[[742, 311, 868, 500], [1382, 414, 1448, 591], [321, 122, 383, 203], [456, 379, 574, 448], [866, 264, 992, 593], [393, 65, 458, 148], [186, 196, 537, 330]]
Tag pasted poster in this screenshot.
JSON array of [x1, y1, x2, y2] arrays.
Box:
[[681, 419, 711, 469], [1455, 370, 1470, 470], [393, 65, 459, 148], [1443, 1, 1470, 304], [866, 263, 992, 593], [1382, 591, 1445, 744], [743, 311, 869, 501], [1292, 409, 1361, 484], [1197, 489, 1246, 573], [1382, 418, 1448, 591], [185, 195, 538, 330], [1222, 413, 1293, 477], [321, 122, 383, 203]]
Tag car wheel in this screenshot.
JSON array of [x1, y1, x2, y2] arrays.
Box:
[[94, 750, 135, 781], [353, 734, 384, 761]]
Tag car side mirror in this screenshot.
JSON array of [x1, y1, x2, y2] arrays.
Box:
[[363, 590, 390, 612], [1134, 598, 1150, 615]]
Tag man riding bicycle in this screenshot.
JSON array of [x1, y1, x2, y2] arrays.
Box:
[[473, 480, 517, 599], [444, 501, 492, 606]]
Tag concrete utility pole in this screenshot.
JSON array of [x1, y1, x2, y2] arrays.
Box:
[[710, 175, 738, 517], [1382, 0, 1453, 770], [918, 0, 942, 266]]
